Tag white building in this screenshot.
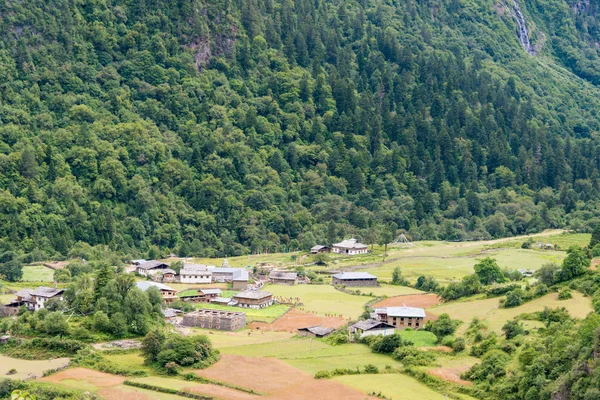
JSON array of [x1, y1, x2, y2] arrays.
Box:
[[332, 238, 368, 255], [179, 263, 212, 284], [136, 260, 171, 276], [29, 287, 64, 311]]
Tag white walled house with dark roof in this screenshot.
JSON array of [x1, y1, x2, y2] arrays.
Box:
[[136, 281, 178, 303], [332, 272, 378, 287], [232, 291, 273, 309], [269, 271, 298, 285], [332, 238, 368, 255], [373, 307, 427, 330], [349, 319, 396, 338], [29, 287, 64, 311]]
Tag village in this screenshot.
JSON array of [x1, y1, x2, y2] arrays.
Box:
[[1, 238, 428, 340]]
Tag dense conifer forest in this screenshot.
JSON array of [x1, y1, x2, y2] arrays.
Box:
[[2, 0, 600, 261]]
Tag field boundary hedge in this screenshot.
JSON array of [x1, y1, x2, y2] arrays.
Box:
[[124, 380, 214, 399]]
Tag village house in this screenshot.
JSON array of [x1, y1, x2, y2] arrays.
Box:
[[349, 319, 396, 338], [211, 267, 249, 290], [179, 263, 212, 284], [232, 291, 274, 309], [269, 271, 298, 285], [310, 245, 331, 254], [161, 308, 182, 321], [211, 297, 232, 305], [332, 272, 378, 287], [136, 281, 178, 303], [155, 269, 177, 283], [332, 238, 368, 255], [373, 307, 426, 330], [182, 309, 247, 331], [297, 326, 335, 338], [136, 260, 171, 276]]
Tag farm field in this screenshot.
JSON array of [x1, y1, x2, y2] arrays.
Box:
[[349, 284, 425, 297], [0, 355, 70, 380], [428, 291, 593, 334], [188, 329, 294, 348], [191, 354, 378, 399], [264, 284, 371, 318], [20, 265, 54, 282], [248, 308, 347, 332], [127, 376, 261, 400], [333, 373, 453, 400], [194, 303, 290, 323]]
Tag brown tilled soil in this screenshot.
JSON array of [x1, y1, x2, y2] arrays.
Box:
[[39, 368, 125, 387], [427, 367, 473, 386], [591, 258, 600, 270], [248, 308, 347, 332], [98, 387, 153, 400], [373, 293, 441, 309], [193, 354, 377, 400]]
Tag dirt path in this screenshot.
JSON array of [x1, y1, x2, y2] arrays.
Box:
[[193, 354, 378, 399]]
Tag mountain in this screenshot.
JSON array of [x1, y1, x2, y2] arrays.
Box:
[[2, 0, 600, 260]]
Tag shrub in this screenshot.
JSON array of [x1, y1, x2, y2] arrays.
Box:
[[392, 347, 436, 366], [363, 364, 379, 374], [503, 289, 524, 308], [325, 332, 348, 346], [314, 370, 331, 379], [558, 289, 573, 300], [425, 314, 461, 341], [452, 337, 466, 353], [370, 334, 412, 354]]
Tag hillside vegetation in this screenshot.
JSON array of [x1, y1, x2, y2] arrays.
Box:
[[1, 0, 600, 263]]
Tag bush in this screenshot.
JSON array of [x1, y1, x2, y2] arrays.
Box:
[[370, 334, 412, 354], [363, 364, 379, 374], [392, 347, 436, 366], [314, 370, 331, 379], [325, 332, 348, 346], [558, 289, 573, 300], [425, 314, 461, 341], [452, 337, 466, 353], [503, 289, 524, 308]]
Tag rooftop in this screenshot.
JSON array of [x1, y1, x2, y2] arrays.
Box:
[[210, 267, 250, 281], [375, 306, 426, 318], [161, 308, 182, 318], [269, 271, 298, 280], [233, 290, 272, 300], [351, 319, 395, 331], [212, 297, 232, 303], [161, 269, 177, 275], [333, 238, 368, 249], [311, 245, 329, 251], [200, 288, 222, 295], [31, 287, 64, 298], [298, 326, 335, 336], [136, 260, 170, 270], [136, 281, 175, 292], [332, 272, 377, 280]]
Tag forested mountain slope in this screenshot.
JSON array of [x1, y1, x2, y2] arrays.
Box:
[[2, 0, 600, 259]]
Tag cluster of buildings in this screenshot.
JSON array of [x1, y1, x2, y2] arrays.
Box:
[[134, 258, 249, 290], [1, 286, 64, 315], [349, 306, 427, 338]]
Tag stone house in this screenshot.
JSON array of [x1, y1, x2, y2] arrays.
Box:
[[373, 307, 426, 330], [182, 309, 246, 331], [232, 291, 273, 309], [331, 272, 378, 287]]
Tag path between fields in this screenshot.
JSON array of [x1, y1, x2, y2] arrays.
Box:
[[342, 229, 566, 272]]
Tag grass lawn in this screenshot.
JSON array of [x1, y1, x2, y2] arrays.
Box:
[[429, 291, 593, 334], [0, 355, 70, 380], [0, 293, 14, 303], [333, 373, 450, 400], [264, 284, 370, 318], [21, 265, 54, 282], [398, 330, 437, 347], [102, 352, 152, 373], [195, 303, 289, 323], [189, 329, 294, 348]]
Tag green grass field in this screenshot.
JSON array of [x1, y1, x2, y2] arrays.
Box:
[[194, 303, 290, 323], [0, 355, 70, 380], [264, 284, 371, 318], [189, 329, 294, 348], [350, 284, 425, 297], [429, 291, 593, 334], [398, 330, 437, 347], [101, 352, 153, 373], [21, 265, 55, 282], [333, 373, 451, 400]]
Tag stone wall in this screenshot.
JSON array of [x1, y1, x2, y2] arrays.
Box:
[[182, 310, 246, 331]]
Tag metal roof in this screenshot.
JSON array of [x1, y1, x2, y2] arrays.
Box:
[[332, 272, 377, 280], [210, 267, 249, 281], [233, 290, 272, 300], [31, 287, 64, 298], [200, 288, 222, 295], [375, 306, 426, 318], [351, 319, 395, 331], [311, 245, 329, 251], [269, 271, 298, 280], [136, 281, 175, 292], [298, 326, 335, 336], [332, 238, 368, 249], [136, 260, 170, 270]]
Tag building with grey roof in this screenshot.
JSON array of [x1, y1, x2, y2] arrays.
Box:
[[136, 281, 177, 303], [332, 238, 368, 255], [297, 326, 335, 338], [135, 260, 170, 276], [180, 263, 212, 284], [373, 306, 427, 330], [269, 271, 298, 285], [210, 267, 249, 290], [349, 319, 395, 338], [232, 290, 274, 309], [331, 272, 378, 287]]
